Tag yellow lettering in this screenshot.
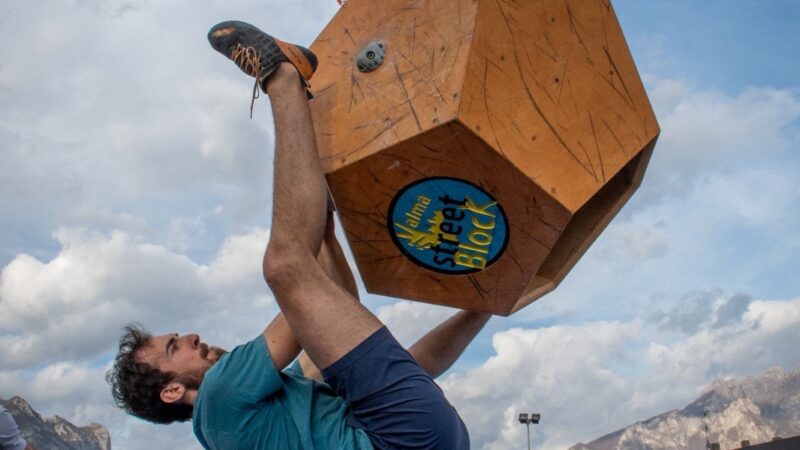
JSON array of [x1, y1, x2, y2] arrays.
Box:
[[460, 197, 497, 218], [472, 216, 495, 230], [455, 251, 487, 269], [469, 229, 492, 247], [459, 242, 488, 254], [418, 195, 431, 205], [411, 202, 427, 217]]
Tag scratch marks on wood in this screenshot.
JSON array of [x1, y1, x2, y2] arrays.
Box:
[[495, 0, 598, 180], [588, 112, 606, 182], [365, 255, 405, 264], [349, 70, 366, 113], [520, 43, 557, 106], [603, 45, 652, 136], [315, 82, 337, 97], [393, 59, 423, 131], [564, 0, 594, 66], [398, 1, 423, 12], [602, 117, 628, 157], [339, 202, 385, 233], [482, 47, 508, 158], [446, 123, 471, 155], [601, 46, 635, 111], [556, 46, 574, 105], [533, 34, 559, 64], [348, 233, 391, 257], [468, 275, 489, 300], [386, 152, 428, 178], [411, 17, 417, 56], [343, 27, 357, 46], [421, 273, 448, 291], [325, 113, 410, 163], [449, 35, 466, 76], [504, 246, 525, 275], [576, 140, 598, 181]]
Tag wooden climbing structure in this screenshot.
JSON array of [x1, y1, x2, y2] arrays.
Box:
[[308, 0, 660, 315]]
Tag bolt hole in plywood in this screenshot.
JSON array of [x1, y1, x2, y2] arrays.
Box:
[[309, 0, 659, 315]]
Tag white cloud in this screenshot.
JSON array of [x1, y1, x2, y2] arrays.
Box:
[[0, 226, 274, 370], [443, 295, 800, 450], [0, 224, 277, 448], [443, 321, 642, 449], [700, 168, 800, 228], [598, 218, 670, 261], [0, 0, 331, 266], [202, 227, 268, 294], [0, 0, 798, 449], [634, 80, 799, 203], [376, 301, 455, 346]]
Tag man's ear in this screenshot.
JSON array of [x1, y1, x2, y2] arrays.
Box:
[[160, 382, 186, 404]]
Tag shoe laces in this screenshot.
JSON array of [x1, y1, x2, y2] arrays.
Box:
[[230, 44, 264, 118]]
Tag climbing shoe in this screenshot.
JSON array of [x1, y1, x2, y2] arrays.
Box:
[[207, 20, 318, 114]]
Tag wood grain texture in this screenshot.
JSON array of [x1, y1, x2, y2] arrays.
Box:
[[309, 0, 479, 172], [328, 122, 570, 313], [309, 0, 660, 315], [458, 0, 659, 212]]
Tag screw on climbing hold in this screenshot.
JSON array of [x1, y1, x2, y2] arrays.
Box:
[[356, 42, 386, 73]]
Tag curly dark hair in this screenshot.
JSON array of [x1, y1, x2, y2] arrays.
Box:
[[106, 324, 193, 424]]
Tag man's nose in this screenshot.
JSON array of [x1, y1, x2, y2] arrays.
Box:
[[184, 334, 200, 348]]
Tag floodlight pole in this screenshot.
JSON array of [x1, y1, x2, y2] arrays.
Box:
[[518, 413, 540, 450], [525, 421, 531, 450]]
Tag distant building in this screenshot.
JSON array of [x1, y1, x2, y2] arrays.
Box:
[[735, 435, 800, 450]]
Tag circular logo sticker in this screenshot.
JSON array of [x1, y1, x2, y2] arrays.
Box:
[[388, 177, 509, 274]]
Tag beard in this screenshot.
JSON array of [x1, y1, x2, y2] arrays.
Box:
[[199, 342, 227, 364], [176, 345, 228, 391], [175, 368, 205, 391]]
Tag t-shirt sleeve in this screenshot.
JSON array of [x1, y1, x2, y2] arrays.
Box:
[[284, 358, 303, 376], [0, 409, 27, 450], [201, 335, 284, 406]]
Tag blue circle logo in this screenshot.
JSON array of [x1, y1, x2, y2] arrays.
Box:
[[388, 177, 509, 274]]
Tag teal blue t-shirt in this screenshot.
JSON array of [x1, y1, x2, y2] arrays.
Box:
[[192, 335, 374, 450]]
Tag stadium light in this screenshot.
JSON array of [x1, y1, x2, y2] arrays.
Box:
[[518, 412, 541, 450]]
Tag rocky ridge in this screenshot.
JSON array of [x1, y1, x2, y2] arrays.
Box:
[[0, 396, 110, 450], [570, 367, 800, 450]]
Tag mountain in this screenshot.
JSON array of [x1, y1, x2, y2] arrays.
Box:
[[0, 396, 110, 450], [570, 367, 800, 450]]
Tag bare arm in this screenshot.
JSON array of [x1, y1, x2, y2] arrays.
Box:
[[314, 207, 359, 301], [408, 310, 492, 379], [262, 312, 300, 371]]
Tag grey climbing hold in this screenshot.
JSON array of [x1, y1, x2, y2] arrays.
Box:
[[356, 41, 386, 73]]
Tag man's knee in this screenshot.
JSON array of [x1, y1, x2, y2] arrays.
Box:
[[262, 242, 309, 291]]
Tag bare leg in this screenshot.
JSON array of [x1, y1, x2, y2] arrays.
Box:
[[299, 209, 361, 381], [262, 63, 382, 370]]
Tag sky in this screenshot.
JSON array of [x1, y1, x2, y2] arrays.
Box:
[[0, 0, 798, 449]]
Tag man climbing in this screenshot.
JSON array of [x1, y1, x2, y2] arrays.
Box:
[[107, 21, 491, 449]]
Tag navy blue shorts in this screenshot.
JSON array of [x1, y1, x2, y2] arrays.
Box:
[[322, 327, 470, 450]]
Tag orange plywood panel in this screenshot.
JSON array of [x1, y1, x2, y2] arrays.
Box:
[[309, 0, 659, 314], [309, 0, 479, 172], [458, 0, 659, 212]]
